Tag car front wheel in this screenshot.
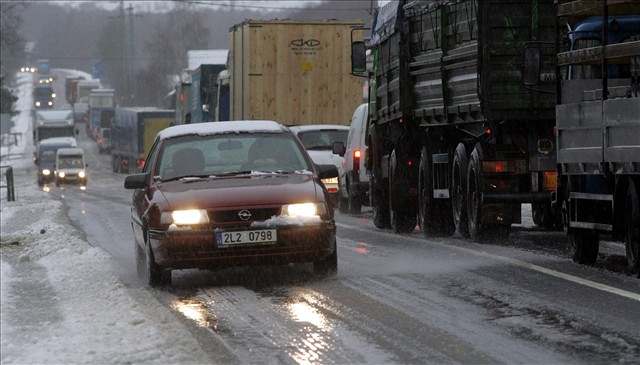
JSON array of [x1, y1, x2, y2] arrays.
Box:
[[141, 235, 171, 286], [313, 240, 337, 276]]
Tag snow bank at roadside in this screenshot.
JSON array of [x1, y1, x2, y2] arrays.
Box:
[[1, 178, 211, 364], [0, 73, 34, 166]]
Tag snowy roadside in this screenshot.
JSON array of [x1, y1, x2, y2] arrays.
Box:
[[0, 167, 221, 364]]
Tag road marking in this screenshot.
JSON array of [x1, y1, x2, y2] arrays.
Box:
[[335, 222, 640, 302]]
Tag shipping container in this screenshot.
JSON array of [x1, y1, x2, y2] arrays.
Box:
[[228, 19, 365, 125], [111, 107, 174, 173]]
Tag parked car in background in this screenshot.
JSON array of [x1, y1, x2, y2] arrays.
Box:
[[123, 121, 339, 286], [334, 104, 369, 214], [55, 147, 87, 187], [35, 137, 77, 186], [289, 125, 349, 205]]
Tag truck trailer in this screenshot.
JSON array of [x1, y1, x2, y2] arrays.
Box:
[[543, 1, 639, 271], [354, 0, 558, 239], [88, 88, 115, 140], [228, 19, 365, 125], [111, 107, 174, 173]]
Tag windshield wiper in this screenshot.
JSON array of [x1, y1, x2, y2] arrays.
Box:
[[210, 170, 253, 178], [159, 174, 210, 183]]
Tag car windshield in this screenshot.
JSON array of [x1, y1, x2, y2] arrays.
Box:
[[157, 133, 310, 181], [58, 155, 83, 169], [39, 150, 56, 164], [297, 130, 348, 150]]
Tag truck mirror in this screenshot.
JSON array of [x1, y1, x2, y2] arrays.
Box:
[[351, 41, 366, 75], [523, 47, 542, 86]]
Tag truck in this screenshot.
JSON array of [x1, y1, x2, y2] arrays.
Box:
[[215, 70, 230, 121], [532, 1, 639, 271], [174, 80, 192, 124], [227, 19, 365, 125], [111, 107, 174, 173], [33, 85, 56, 110], [351, 0, 558, 238], [33, 110, 76, 143], [74, 79, 101, 124], [189, 64, 225, 123], [87, 88, 115, 141]]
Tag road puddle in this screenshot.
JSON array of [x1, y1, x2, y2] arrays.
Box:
[[171, 298, 217, 330]]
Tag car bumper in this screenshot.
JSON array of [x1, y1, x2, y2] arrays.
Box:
[[148, 222, 336, 270], [56, 176, 87, 185]]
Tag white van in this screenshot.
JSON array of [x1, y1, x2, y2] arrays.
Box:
[[55, 147, 87, 187], [336, 104, 369, 214]]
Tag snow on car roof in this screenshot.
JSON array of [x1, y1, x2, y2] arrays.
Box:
[[38, 137, 78, 146], [57, 147, 84, 156], [289, 124, 350, 133], [158, 121, 286, 140]]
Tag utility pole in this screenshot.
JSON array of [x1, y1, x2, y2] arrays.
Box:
[[126, 3, 136, 103]]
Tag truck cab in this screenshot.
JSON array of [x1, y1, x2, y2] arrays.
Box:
[[35, 137, 78, 186], [55, 147, 87, 187], [33, 85, 55, 109], [88, 88, 115, 140]]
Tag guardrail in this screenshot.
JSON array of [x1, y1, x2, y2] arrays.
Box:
[[0, 165, 15, 201]]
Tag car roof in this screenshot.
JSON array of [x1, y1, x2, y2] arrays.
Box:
[[289, 124, 350, 133], [158, 121, 287, 140], [39, 137, 77, 146], [56, 147, 84, 156]]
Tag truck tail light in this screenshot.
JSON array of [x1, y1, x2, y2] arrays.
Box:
[[353, 149, 361, 172], [482, 160, 527, 174], [543, 171, 557, 191]]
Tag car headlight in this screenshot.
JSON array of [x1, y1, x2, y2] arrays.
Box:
[[35, 101, 41, 107], [58, 171, 65, 178], [48, 101, 53, 106], [78, 170, 85, 178], [42, 169, 51, 176], [20, 67, 25, 72], [51, 93, 56, 98], [30, 67, 36, 72], [281, 203, 325, 217], [161, 209, 209, 225]]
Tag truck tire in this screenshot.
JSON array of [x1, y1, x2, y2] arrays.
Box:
[[371, 178, 390, 228], [452, 144, 470, 237], [625, 179, 640, 273], [347, 177, 362, 214], [467, 143, 510, 242], [389, 150, 417, 233], [418, 146, 454, 236], [569, 230, 599, 265]]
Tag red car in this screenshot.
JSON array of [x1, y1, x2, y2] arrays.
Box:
[[124, 121, 339, 286]]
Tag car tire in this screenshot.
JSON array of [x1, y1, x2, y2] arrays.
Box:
[[313, 241, 337, 276], [452, 143, 470, 238], [144, 239, 171, 287], [569, 229, 599, 265], [624, 180, 640, 274], [347, 180, 362, 215]]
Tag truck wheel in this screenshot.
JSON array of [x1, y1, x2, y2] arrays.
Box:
[[569, 230, 599, 265], [532, 202, 559, 230], [418, 147, 454, 236], [389, 150, 417, 233], [371, 177, 390, 229], [625, 180, 640, 273], [347, 178, 362, 214], [452, 144, 469, 237]]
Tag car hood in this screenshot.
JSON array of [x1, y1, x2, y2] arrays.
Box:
[[307, 150, 343, 169], [58, 168, 84, 174], [157, 173, 320, 210]]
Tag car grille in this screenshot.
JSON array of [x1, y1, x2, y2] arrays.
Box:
[[209, 207, 281, 224]]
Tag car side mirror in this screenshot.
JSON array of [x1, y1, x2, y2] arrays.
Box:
[[317, 164, 339, 180], [124, 173, 148, 189], [332, 142, 346, 157], [523, 46, 542, 86], [351, 41, 366, 75]]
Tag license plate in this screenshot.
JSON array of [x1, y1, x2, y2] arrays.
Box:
[[216, 229, 277, 246]]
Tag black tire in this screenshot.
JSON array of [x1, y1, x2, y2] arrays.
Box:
[[338, 194, 349, 213], [371, 178, 390, 229], [389, 150, 417, 233], [143, 238, 171, 286], [452, 143, 469, 237], [347, 178, 362, 214], [624, 180, 640, 274], [466, 144, 483, 241], [313, 241, 338, 276], [532, 202, 559, 230], [569, 230, 599, 265], [418, 146, 455, 237]]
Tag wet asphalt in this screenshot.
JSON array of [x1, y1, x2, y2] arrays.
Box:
[[42, 69, 640, 364]]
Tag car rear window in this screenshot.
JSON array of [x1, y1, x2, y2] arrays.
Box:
[[297, 130, 348, 150], [157, 133, 310, 180]]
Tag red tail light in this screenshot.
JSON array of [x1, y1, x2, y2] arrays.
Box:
[[353, 149, 361, 173]]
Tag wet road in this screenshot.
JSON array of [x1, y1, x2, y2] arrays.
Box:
[[44, 69, 640, 364]]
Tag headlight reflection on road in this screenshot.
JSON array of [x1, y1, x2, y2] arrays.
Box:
[[171, 299, 216, 330], [42, 186, 50, 192], [288, 301, 328, 330]]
